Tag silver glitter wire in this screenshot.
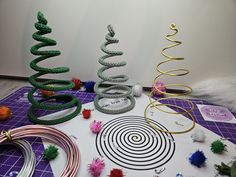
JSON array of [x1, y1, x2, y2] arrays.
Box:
[[2, 139, 36, 177]]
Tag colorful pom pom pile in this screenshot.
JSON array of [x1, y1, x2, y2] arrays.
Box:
[[88, 158, 105, 177], [189, 150, 206, 168]]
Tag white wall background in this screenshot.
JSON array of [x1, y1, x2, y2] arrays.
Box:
[[0, 0, 235, 87]]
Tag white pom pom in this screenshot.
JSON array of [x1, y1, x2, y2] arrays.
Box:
[[132, 84, 143, 97], [191, 129, 206, 142]]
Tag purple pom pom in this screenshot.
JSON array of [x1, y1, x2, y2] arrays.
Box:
[[189, 150, 206, 168], [152, 81, 166, 96], [85, 81, 95, 92]]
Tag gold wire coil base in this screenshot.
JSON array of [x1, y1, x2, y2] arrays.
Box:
[[148, 97, 195, 115], [144, 100, 196, 134], [148, 88, 195, 114]]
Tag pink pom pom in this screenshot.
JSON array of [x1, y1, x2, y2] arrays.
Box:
[[88, 158, 105, 177], [152, 81, 166, 96], [90, 120, 103, 134]]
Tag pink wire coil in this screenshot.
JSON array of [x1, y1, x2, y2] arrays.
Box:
[[0, 125, 80, 177]]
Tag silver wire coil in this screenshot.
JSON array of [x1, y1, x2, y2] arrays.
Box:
[[1, 139, 36, 177]]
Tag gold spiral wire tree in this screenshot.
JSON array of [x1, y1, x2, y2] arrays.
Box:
[[144, 23, 196, 134]]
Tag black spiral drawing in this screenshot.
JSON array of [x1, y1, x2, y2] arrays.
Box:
[[96, 116, 175, 170]]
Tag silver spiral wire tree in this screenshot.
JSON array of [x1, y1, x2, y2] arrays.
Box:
[[94, 25, 135, 114]]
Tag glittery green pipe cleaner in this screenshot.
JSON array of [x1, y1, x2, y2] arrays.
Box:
[[94, 25, 135, 114], [28, 11, 81, 125]]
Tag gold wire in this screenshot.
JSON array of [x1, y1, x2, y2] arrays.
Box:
[[1, 130, 12, 141], [144, 23, 195, 134], [144, 100, 196, 134]]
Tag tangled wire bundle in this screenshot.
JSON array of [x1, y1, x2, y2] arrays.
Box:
[[94, 25, 135, 114], [0, 139, 36, 177], [0, 125, 80, 177], [144, 23, 195, 134], [28, 11, 81, 125]]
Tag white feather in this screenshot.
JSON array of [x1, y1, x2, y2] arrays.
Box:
[[191, 77, 236, 112]]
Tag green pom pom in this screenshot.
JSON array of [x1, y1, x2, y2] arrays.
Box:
[[211, 140, 227, 153], [43, 145, 58, 161]]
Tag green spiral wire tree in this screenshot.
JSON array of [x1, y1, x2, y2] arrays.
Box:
[[27, 11, 81, 125], [94, 25, 135, 114]]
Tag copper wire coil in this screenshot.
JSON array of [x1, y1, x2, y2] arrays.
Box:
[[0, 139, 36, 177]]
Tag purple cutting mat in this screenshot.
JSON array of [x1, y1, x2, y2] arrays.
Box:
[[155, 97, 236, 144], [0, 87, 236, 177], [0, 86, 96, 177]]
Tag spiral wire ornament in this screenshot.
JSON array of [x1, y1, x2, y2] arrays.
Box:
[[94, 25, 135, 114], [0, 139, 36, 177], [0, 125, 80, 177], [144, 23, 196, 134], [28, 11, 81, 125]]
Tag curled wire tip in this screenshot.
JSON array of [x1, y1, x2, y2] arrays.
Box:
[[170, 23, 176, 29], [107, 25, 115, 37]]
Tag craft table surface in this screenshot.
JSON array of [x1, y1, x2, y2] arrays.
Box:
[[0, 85, 235, 177]]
